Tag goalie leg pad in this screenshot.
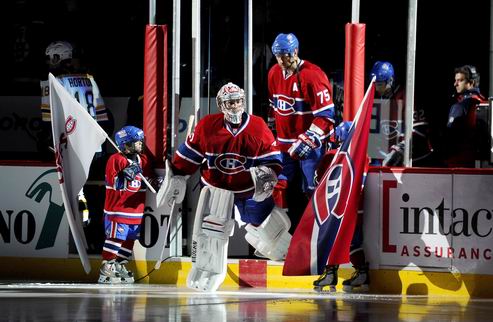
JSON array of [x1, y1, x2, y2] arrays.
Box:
[[187, 187, 235, 292], [245, 207, 292, 261]]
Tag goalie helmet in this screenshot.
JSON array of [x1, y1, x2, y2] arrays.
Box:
[[370, 61, 394, 83], [271, 33, 299, 56], [115, 126, 145, 153], [216, 82, 245, 124], [45, 41, 73, 67]]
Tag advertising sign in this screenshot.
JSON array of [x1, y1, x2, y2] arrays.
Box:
[[364, 169, 493, 275], [379, 172, 453, 268], [0, 166, 69, 257]]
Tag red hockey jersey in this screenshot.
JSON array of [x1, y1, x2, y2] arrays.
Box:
[[268, 60, 335, 152], [173, 113, 282, 195], [104, 153, 152, 224]]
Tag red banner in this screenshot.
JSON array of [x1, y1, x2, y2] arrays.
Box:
[[283, 81, 375, 276], [143, 24, 168, 166]]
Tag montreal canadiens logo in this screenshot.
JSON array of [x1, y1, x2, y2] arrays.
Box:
[[214, 153, 247, 174], [380, 120, 400, 140], [314, 152, 354, 223], [65, 116, 77, 135], [276, 94, 296, 116]]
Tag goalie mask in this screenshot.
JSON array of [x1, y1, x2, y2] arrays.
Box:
[[45, 41, 73, 67], [115, 126, 145, 154], [216, 82, 245, 125]]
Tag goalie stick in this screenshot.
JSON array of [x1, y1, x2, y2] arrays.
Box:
[[154, 114, 195, 270], [154, 198, 177, 269]]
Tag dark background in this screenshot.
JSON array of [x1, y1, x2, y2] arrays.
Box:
[[0, 0, 490, 152]]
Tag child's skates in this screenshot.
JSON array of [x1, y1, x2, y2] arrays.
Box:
[[98, 260, 121, 284], [116, 260, 135, 284], [313, 265, 339, 292]]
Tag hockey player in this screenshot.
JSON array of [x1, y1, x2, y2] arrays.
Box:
[[368, 61, 405, 165], [39, 41, 111, 228], [267, 33, 335, 223], [371, 61, 435, 167], [99, 126, 153, 284], [159, 82, 287, 291], [40, 41, 110, 135], [312, 121, 370, 292]]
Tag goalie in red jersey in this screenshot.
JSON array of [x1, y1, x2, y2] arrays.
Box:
[[158, 82, 287, 291]]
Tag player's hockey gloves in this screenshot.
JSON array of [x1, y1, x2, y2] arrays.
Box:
[[382, 142, 405, 166], [288, 130, 322, 160], [122, 163, 142, 181], [335, 121, 352, 143], [150, 176, 164, 190]]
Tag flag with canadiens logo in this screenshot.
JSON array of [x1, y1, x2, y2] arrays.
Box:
[[49, 73, 109, 274], [283, 80, 375, 276]]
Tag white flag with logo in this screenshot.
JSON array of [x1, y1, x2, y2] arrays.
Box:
[[49, 73, 108, 274]]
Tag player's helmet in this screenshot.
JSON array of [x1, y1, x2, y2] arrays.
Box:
[[335, 121, 353, 143], [271, 33, 299, 56], [115, 126, 145, 152], [216, 82, 245, 124], [370, 61, 394, 83], [45, 41, 73, 67]]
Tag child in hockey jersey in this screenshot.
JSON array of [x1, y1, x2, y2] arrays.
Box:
[[98, 126, 152, 284]]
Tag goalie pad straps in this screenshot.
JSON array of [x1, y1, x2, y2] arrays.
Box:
[[250, 165, 278, 202], [187, 186, 235, 292], [245, 207, 292, 261]]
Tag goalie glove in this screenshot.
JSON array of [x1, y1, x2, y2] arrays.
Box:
[[156, 160, 189, 208], [250, 165, 278, 202], [122, 163, 142, 181], [288, 130, 322, 160]]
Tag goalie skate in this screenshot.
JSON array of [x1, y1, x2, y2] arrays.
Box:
[[187, 187, 235, 292]]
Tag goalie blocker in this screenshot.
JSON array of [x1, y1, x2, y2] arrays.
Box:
[[187, 186, 292, 292]]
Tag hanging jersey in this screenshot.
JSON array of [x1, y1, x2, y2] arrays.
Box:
[[104, 153, 152, 224], [173, 113, 282, 195], [40, 73, 108, 123], [268, 60, 335, 151]]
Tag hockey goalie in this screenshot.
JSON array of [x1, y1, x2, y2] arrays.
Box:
[[158, 82, 290, 292]]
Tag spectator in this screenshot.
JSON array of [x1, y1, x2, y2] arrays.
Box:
[[442, 65, 487, 167]]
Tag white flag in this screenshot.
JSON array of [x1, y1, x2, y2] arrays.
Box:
[[49, 73, 108, 274]]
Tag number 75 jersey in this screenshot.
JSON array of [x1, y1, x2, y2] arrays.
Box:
[[268, 60, 335, 150], [40, 73, 108, 123]]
